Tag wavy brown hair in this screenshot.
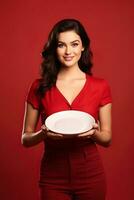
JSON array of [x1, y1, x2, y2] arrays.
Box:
[[37, 18, 93, 97]]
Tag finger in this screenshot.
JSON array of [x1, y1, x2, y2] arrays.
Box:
[[41, 125, 50, 133], [49, 131, 63, 136], [92, 123, 99, 129], [41, 124, 48, 130], [41, 124, 45, 129], [77, 129, 95, 137], [47, 131, 63, 138]]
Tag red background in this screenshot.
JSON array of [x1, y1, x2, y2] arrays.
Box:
[[1, 0, 134, 199]]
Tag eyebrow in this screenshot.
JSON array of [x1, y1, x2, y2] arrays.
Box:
[[58, 40, 80, 44]]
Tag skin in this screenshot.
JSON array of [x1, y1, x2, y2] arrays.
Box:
[[21, 30, 112, 148]]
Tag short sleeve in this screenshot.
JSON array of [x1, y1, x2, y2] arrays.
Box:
[[26, 79, 41, 110], [100, 80, 112, 106]]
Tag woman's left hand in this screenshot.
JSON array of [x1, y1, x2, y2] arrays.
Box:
[[77, 123, 99, 138]]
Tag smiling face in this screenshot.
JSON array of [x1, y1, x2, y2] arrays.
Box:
[[56, 30, 84, 68]]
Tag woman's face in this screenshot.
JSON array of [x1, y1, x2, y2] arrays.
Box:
[[56, 30, 84, 68]]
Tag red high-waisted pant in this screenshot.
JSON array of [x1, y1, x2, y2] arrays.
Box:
[[39, 140, 106, 200]]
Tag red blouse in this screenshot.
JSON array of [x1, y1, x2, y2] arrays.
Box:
[[26, 73, 112, 148], [26, 73, 112, 123]]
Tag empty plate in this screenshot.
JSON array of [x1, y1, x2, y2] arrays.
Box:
[[45, 110, 95, 135]]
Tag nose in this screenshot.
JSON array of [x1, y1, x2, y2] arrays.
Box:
[[65, 45, 71, 54]]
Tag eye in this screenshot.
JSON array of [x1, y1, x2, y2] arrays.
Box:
[[57, 43, 64, 48], [72, 43, 79, 47]]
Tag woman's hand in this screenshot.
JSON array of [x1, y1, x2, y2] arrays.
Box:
[[77, 123, 99, 138], [41, 124, 65, 140], [77, 104, 112, 148]]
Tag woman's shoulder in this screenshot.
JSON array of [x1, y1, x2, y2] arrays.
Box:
[[86, 74, 111, 91], [29, 78, 42, 88], [87, 74, 109, 84], [31, 78, 42, 84], [27, 78, 42, 95]]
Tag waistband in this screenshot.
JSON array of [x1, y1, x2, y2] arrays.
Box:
[[44, 138, 96, 153]]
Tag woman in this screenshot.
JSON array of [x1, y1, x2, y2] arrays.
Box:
[[21, 18, 112, 200]]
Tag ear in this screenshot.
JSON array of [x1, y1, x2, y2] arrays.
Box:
[[81, 47, 84, 51]]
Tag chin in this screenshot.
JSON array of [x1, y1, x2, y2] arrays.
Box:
[[62, 61, 78, 67], [63, 64, 76, 68]]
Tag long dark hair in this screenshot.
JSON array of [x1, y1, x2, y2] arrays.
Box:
[[37, 18, 93, 97]]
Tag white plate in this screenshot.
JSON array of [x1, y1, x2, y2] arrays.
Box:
[[45, 110, 95, 135]]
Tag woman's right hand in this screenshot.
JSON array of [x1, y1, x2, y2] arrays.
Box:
[[41, 124, 65, 140]]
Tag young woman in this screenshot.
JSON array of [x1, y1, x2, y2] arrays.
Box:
[[21, 18, 112, 200]]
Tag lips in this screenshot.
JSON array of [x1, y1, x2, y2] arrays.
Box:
[[64, 56, 74, 61]]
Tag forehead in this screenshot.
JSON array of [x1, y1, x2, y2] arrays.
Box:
[[57, 30, 81, 42]]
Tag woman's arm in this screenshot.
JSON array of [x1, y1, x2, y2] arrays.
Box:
[[91, 103, 112, 147], [78, 103, 112, 147], [21, 103, 64, 147], [21, 103, 46, 147]]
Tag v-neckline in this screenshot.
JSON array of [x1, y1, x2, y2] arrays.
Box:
[[55, 73, 88, 107]]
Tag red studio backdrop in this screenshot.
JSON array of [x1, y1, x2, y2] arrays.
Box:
[[0, 0, 134, 199]]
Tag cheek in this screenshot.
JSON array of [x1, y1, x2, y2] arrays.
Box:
[[56, 48, 64, 56], [75, 46, 83, 53], [56, 50, 64, 62], [75, 48, 83, 57]]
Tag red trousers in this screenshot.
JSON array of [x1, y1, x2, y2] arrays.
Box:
[[39, 140, 106, 200]]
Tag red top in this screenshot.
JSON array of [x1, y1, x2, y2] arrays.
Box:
[[26, 73, 112, 122], [26, 73, 112, 149]]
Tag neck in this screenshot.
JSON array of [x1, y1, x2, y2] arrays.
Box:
[[58, 65, 85, 80]]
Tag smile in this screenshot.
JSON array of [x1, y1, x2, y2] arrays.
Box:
[[63, 56, 74, 61]]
